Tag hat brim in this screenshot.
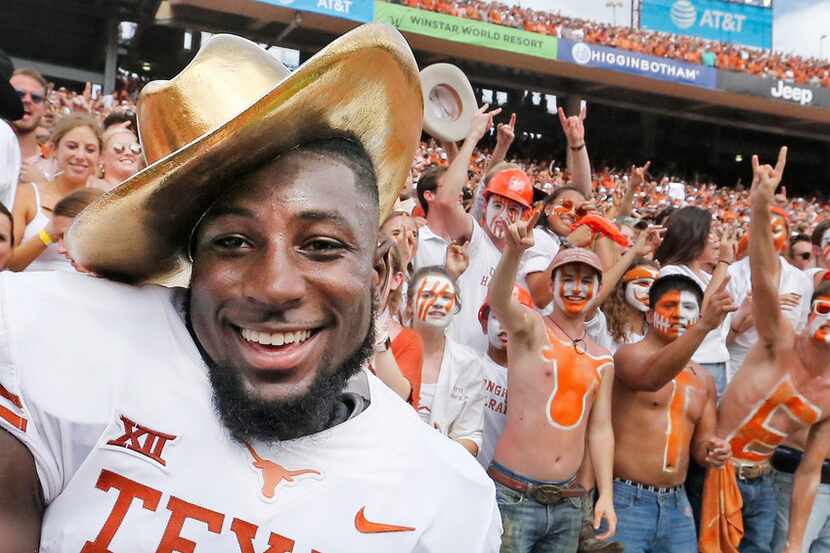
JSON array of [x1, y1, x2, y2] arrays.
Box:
[[420, 63, 478, 143], [0, 81, 23, 121], [66, 24, 423, 286]]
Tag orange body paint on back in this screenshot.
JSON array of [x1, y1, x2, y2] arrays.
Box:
[[727, 375, 821, 463], [541, 324, 612, 429]]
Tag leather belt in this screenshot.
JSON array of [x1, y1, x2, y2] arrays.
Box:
[[731, 460, 773, 481], [488, 465, 586, 505], [614, 477, 683, 495], [772, 446, 830, 485]]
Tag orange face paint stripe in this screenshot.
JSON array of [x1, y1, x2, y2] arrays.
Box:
[[663, 373, 693, 473], [728, 376, 822, 462], [623, 267, 659, 284], [417, 281, 449, 322]]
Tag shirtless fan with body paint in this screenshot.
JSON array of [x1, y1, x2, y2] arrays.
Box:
[[700, 147, 830, 553], [487, 211, 616, 553]]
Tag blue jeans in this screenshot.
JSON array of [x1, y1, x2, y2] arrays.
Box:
[[772, 471, 830, 553], [738, 473, 777, 553], [492, 463, 584, 553], [699, 361, 727, 400], [613, 480, 697, 553]]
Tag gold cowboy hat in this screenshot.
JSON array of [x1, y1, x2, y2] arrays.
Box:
[[66, 23, 424, 285], [419, 63, 478, 143]]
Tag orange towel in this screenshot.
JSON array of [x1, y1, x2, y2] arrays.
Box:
[[699, 464, 744, 553], [571, 214, 631, 247]]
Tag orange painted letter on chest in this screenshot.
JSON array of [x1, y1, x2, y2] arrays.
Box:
[[663, 372, 694, 473], [728, 376, 822, 463], [542, 326, 612, 430]]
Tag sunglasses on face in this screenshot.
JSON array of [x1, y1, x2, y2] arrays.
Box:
[[112, 143, 142, 155], [15, 89, 45, 104], [814, 301, 830, 316], [553, 199, 588, 216], [796, 252, 812, 261]]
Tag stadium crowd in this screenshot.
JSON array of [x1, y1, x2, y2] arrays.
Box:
[[394, 0, 830, 88], [1, 31, 830, 553]]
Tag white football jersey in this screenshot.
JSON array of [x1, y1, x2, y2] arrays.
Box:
[[476, 355, 508, 471], [0, 272, 502, 552]]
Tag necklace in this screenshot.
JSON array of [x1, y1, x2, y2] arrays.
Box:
[[548, 315, 588, 355]]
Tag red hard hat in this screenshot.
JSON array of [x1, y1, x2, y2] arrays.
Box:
[[483, 169, 534, 209], [478, 285, 535, 331]]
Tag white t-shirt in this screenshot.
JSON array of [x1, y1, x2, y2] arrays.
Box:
[[476, 354, 508, 471], [0, 272, 502, 552], [726, 256, 812, 381], [585, 309, 644, 355], [659, 264, 737, 365], [414, 220, 501, 353]]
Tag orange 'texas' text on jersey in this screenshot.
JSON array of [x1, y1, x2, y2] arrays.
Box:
[[727, 375, 822, 463], [664, 371, 694, 473], [541, 325, 612, 430]]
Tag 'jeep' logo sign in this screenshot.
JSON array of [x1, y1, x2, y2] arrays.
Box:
[[770, 81, 814, 106]]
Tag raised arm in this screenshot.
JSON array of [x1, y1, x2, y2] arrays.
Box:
[[432, 105, 501, 243], [0, 429, 43, 551], [489, 212, 540, 340], [558, 106, 592, 199], [614, 278, 735, 392], [483, 113, 515, 176], [749, 147, 788, 347], [783, 418, 830, 553]]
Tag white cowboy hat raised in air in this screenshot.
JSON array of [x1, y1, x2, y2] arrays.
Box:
[[419, 63, 478, 143]]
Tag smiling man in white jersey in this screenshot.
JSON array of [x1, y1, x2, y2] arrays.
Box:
[[0, 26, 501, 553]]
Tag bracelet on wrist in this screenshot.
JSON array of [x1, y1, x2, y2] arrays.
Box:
[[38, 229, 53, 247], [717, 259, 730, 265], [569, 143, 586, 151]]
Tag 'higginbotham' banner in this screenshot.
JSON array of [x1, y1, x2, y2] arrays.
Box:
[[558, 39, 717, 89]]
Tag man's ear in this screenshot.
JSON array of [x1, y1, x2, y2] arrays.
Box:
[[373, 237, 394, 310], [645, 310, 654, 326]]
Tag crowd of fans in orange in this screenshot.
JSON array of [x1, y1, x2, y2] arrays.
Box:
[[395, 0, 830, 88]]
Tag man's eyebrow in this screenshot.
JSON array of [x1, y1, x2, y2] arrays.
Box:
[[205, 205, 256, 221], [298, 209, 354, 228]]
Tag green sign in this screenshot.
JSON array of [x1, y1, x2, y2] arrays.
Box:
[[375, 2, 557, 59]]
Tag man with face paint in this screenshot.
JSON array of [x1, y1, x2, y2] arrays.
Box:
[[476, 285, 534, 470], [700, 147, 830, 553], [424, 106, 535, 354], [726, 208, 812, 381], [806, 220, 830, 288], [611, 274, 734, 553], [487, 214, 616, 553], [409, 267, 486, 457]]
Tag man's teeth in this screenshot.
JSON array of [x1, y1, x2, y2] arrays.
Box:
[[240, 328, 313, 346]]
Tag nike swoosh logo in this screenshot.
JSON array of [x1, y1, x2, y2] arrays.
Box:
[[354, 506, 416, 534]]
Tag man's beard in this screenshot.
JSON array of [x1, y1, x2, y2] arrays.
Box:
[[13, 114, 40, 133], [185, 298, 374, 445]]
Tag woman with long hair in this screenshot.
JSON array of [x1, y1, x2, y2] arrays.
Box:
[[373, 242, 423, 408], [9, 113, 102, 271], [408, 265, 484, 456], [589, 259, 659, 352], [655, 206, 734, 397]]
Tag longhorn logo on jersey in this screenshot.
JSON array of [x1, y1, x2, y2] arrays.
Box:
[[245, 443, 323, 502]]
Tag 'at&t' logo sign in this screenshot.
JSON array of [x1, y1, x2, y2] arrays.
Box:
[[670, 0, 747, 33], [271, 0, 355, 14]]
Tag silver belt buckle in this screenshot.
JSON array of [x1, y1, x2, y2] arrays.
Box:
[[530, 483, 564, 504]]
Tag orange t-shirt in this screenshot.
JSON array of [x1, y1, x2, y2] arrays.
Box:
[[392, 329, 423, 410]]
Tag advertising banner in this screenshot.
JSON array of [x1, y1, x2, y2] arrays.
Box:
[[259, 0, 373, 23], [641, 0, 772, 50], [558, 39, 717, 89], [374, 2, 557, 59], [718, 71, 830, 109]]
